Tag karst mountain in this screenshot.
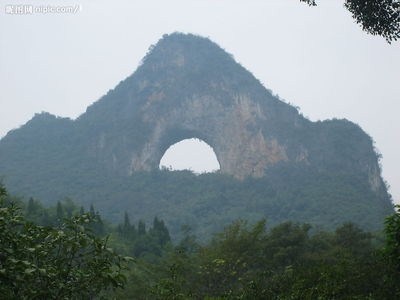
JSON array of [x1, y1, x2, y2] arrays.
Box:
[[0, 33, 393, 238]]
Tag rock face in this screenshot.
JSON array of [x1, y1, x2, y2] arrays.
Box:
[[129, 93, 288, 179], [70, 33, 306, 180], [0, 33, 393, 231], [70, 33, 383, 187]]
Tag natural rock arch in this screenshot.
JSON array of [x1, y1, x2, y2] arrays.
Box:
[[127, 94, 288, 179], [0, 32, 393, 236], [81, 33, 380, 184], [0, 33, 392, 237]]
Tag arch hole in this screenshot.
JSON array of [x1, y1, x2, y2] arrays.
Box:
[[159, 138, 220, 173]]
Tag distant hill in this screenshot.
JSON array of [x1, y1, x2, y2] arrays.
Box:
[[0, 33, 393, 238]]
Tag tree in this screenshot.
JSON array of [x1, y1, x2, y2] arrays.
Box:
[[90, 203, 96, 216], [62, 197, 76, 218], [124, 211, 131, 229], [56, 200, 64, 220], [151, 217, 171, 246], [26, 197, 36, 216], [384, 205, 400, 270], [301, 0, 400, 43], [0, 185, 130, 299], [334, 222, 372, 257], [381, 205, 400, 297], [138, 220, 146, 235]]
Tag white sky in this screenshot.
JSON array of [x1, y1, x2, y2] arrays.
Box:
[[0, 0, 399, 203], [160, 138, 220, 173]]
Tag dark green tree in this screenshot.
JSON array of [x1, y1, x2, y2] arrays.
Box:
[[334, 222, 372, 256], [0, 184, 130, 299], [138, 220, 146, 236], [90, 203, 96, 216], [118, 212, 136, 241], [26, 197, 36, 216], [151, 217, 171, 246], [381, 205, 400, 298], [124, 211, 131, 229], [56, 201, 64, 220], [301, 0, 400, 42], [384, 205, 400, 270], [41, 210, 52, 227], [62, 197, 75, 218]]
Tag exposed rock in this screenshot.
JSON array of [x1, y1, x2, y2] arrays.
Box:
[[0, 33, 393, 230], [70, 33, 383, 187]]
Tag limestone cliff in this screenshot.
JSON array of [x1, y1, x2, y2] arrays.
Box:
[[73, 34, 384, 189], [0, 33, 393, 233]]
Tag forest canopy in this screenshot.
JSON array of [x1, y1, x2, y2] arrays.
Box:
[[1, 184, 399, 299]]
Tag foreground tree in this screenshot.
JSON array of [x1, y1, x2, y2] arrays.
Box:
[[301, 0, 400, 42], [0, 185, 129, 299], [382, 205, 400, 297]]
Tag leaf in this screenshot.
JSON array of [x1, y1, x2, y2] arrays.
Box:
[[24, 268, 36, 274]]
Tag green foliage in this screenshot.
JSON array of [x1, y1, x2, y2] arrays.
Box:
[[0, 33, 392, 242], [384, 205, 400, 267], [301, 0, 400, 42], [114, 214, 171, 259], [381, 205, 400, 297], [344, 0, 400, 43], [0, 185, 129, 299], [120, 213, 400, 299], [75, 167, 391, 240], [2, 183, 400, 299]]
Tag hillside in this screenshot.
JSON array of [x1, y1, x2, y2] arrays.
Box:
[[0, 33, 393, 238]]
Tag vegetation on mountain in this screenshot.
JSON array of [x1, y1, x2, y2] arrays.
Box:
[[2, 165, 392, 241], [0, 33, 393, 240]]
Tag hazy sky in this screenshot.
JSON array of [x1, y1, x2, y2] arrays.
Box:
[[0, 0, 399, 203], [160, 138, 220, 173]]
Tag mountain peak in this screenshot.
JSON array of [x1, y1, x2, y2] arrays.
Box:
[[157, 32, 215, 46], [0, 33, 392, 235], [139, 32, 235, 71]]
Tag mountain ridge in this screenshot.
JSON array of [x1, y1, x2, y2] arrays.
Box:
[[0, 32, 393, 237]]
